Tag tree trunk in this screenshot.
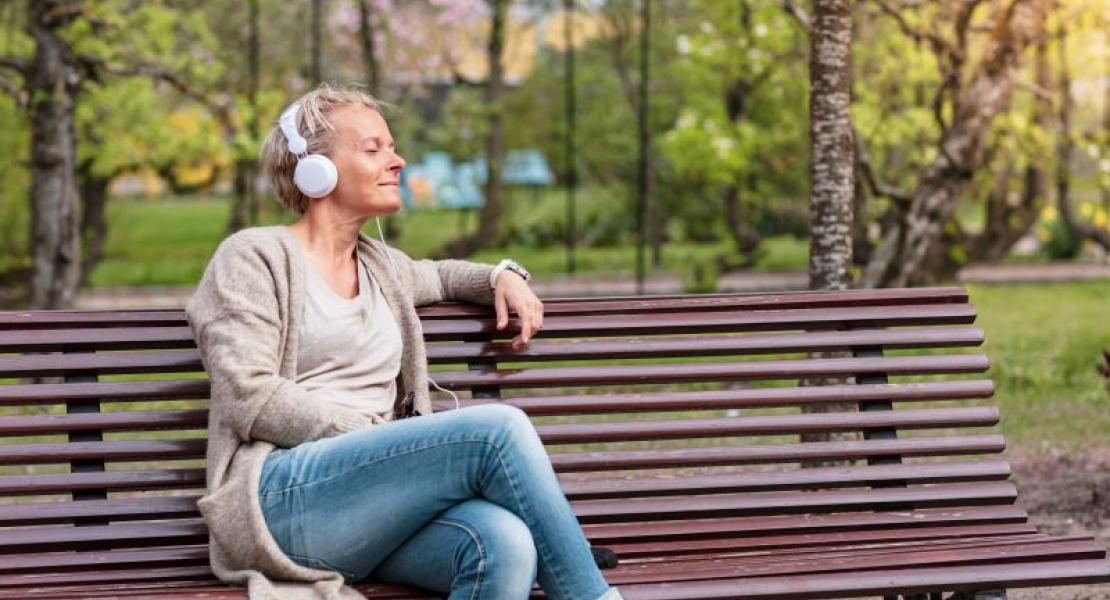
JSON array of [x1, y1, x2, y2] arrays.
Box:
[[27, 0, 83, 309], [1055, 23, 1110, 250], [227, 159, 253, 233], [78, 163, 111, 286], [863, 0, 1050, 287], [801, 0, 855, 457], [440, 0, 507, 258], [967, 39, 1052, 263], [357, 0, 380, 92], [564, 0, 578, 274]]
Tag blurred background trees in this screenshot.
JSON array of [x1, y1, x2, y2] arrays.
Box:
[[0, 0, 1105, 308]]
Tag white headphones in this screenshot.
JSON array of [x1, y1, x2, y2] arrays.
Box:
[[279, 103, 339, 198]]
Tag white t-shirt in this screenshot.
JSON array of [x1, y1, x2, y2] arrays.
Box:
[[294, 250, 403, 424]]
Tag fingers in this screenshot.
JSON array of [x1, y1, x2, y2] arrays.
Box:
[[495, 290, 509, 330], [506, 301, 544, 351]]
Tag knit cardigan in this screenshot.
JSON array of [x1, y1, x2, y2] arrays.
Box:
[[184, 226, 497, 600]]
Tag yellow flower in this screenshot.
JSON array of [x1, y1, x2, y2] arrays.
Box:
[[1041, 205, 1057, 221], [1094, 211, 1108, 228], [1079, 202, 1094, 218]]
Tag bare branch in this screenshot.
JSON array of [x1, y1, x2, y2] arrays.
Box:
[[872, 0, 961, 62], [853, 126, 913, 205], [781, 0, 811, 31]]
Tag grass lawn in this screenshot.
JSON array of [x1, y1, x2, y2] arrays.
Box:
[[86, 195, 810, 288]]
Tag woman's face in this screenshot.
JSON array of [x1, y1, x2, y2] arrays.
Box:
[[325, 105, 407, 218]]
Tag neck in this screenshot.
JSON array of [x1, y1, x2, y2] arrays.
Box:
[[289, 204, 365, 267]]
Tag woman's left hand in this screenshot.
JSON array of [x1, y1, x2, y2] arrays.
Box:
[[494, 271, 543, 351]]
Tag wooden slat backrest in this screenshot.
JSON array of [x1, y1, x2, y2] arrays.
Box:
[[0, 287, 1003, 567]]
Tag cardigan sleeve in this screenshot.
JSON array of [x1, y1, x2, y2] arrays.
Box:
[[383, 245, 497, 307], [186, 236, 372, 448]]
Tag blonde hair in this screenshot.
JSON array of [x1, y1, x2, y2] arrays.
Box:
[[260, 83, 383, 214]]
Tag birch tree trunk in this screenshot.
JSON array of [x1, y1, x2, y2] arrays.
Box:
[[801, 0, 855, 455], [28, 0, 83, 309], [441, 0, 507, 257]]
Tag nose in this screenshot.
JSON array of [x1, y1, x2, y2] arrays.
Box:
[[389, 149, 406, 171]]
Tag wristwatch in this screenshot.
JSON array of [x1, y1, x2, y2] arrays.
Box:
[[491, 259, 531, 288]]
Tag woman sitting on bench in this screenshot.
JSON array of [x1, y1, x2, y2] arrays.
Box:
[[185, 84, 622, 600]]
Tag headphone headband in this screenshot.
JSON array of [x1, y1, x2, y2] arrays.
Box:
[[279, 103, 309, 157]]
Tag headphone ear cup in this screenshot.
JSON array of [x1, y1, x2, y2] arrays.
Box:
[[294, 155, 338, 198]]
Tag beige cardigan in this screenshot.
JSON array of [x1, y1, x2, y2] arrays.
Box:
[[185, 226, 496, 599]]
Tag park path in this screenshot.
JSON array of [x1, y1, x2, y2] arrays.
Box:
[[75, 261, 1110, 309]]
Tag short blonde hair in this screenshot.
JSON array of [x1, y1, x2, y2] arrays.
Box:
[[260, 83, 382, 214]]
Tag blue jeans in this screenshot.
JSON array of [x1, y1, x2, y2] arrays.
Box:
[[258, 403, 617, 600]]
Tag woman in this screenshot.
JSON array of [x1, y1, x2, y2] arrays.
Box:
[[185, 85, 624, 600]]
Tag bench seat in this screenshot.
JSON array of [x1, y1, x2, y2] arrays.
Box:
[[1, 287, 1107, 599]]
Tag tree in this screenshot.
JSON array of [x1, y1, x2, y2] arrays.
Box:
[[860, 0, 1053, 287], [801, 0, 857, 455], [440, 0, 509, 257]]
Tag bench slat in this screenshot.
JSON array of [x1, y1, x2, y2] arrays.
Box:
[[0, 287, 972, 330], [423, 326, 986, 364], [559, 459, 1012, 499], [550, 434, 1006, 472], [0, 469, 205, 496], [607, 522, 1039, 557], [534, 407, 998, 445], [0, 495, 201, 526], [432, 354, 990, 390], [0, 409, 208, 436], [0, 439, 207, 466], [0, 518, 209, 552], [571, 482, 1018, 523], [581, 505, 1031, 542], [415, 287, 973, 318], [0, 350, 203, 378], [495, 380, 997, 415], [419, 304, 979, 340], [0, 378, 995, 411], [0, 327, 195, 353], [612, 551, 1110, 597], [0, 380, 210, 407]]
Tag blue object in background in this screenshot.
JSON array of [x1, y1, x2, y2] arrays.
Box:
[[400, 150, 553, 210]]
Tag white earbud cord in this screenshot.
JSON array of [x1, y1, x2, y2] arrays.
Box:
[[375, 217, 462, 412]]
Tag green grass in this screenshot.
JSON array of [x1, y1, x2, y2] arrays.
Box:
[[968, 280, 1110, 451], [85, 194, 810, 288]]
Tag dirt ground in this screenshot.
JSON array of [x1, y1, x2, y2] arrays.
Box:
[[1005, 449, 1110, 599]]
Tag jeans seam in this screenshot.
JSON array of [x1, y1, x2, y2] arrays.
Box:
[[259, 438, 501, 498], [488, 432, 577, 600], [432, 517, 485, 600]]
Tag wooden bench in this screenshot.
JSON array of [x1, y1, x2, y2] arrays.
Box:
[[1, 286, 1108, 599]]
